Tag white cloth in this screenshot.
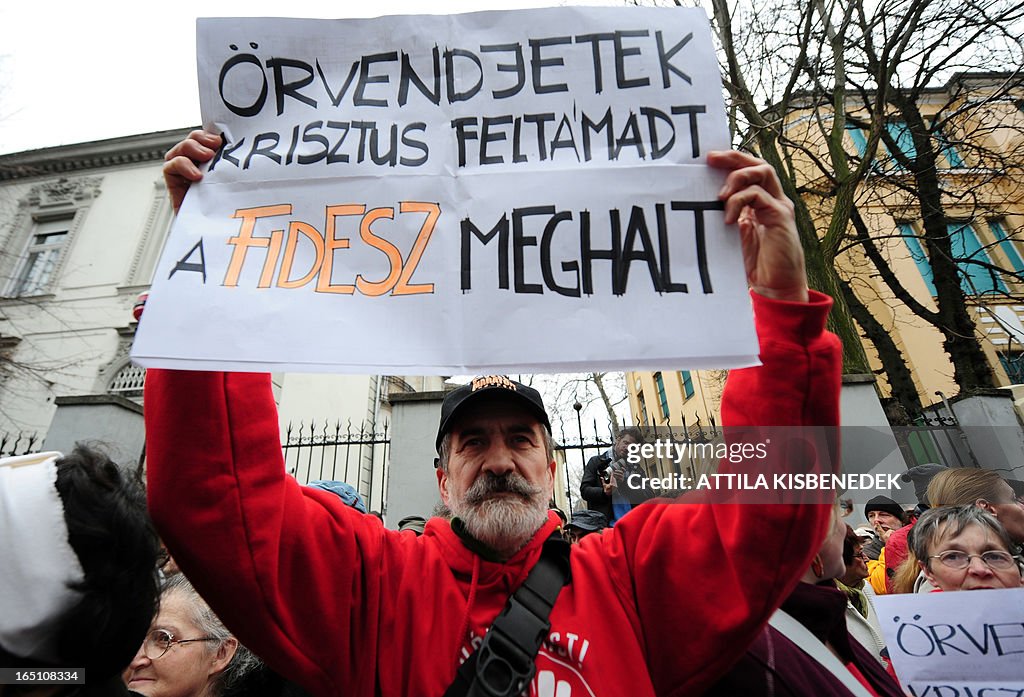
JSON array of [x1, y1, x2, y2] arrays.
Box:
[[845, 584, 887, 665], [0, 451, 85, 662], [913, 571, 938, 593]]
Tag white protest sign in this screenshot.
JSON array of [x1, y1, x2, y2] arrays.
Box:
[[874, 588, 1024, 696], [132, 7, 758, 374]]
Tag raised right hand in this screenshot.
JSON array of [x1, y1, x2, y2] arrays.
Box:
[[163, 130, 222, 213]]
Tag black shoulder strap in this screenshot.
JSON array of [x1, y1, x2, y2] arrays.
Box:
[[443, 533, 572, 697]]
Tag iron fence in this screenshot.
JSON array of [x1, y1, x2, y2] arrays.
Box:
[[0, 432, 39, 457], [552, 413, 724, 512], [894, 412, 978, 469], [281, 420, 390, 507]]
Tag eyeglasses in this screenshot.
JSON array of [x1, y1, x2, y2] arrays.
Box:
[[142, 629, 219, 660], [928, 550, 1018, 571], [854, 552, 869, 560]]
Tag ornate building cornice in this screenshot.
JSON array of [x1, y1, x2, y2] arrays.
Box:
[[0, 128, 197, 182]]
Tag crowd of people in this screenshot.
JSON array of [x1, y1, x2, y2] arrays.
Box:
[[1, 125, 1022, 697], [568, 442, 1024, 694]]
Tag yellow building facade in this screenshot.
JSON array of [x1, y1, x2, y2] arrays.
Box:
[[628, 73, 1024, 428]]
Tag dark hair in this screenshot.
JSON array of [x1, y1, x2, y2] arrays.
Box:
[[842, 524, 859, 567], [52, 445, 161, 680], [617, 427, 643, 443]]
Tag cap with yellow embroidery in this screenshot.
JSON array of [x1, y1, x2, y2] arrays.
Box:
[[435, 376, 550, 453]]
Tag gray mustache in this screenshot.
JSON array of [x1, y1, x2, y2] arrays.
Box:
[[465, 472, 541, 504]]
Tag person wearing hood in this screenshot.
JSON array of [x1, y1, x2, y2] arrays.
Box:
[[146, 134, 842, 697]]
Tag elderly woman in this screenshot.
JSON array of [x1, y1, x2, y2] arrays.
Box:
[[124, 575, 258, 697], [910, 505, 1023, 592]]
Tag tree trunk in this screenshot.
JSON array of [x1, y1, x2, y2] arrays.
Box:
[[754, 131, 872, 374], [838, 278, 924, 417], [591, 372, 620, 437]]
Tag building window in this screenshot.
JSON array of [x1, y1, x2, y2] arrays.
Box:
[[899, 222, 1006, 296], [936, 130, 965, 168], [653, 372, 670, 421], [1, 177, 101, 299], [108, 363, 146, 400], [636, 392, 649, 426], [847, 122, 963, 169], [884, 121, 917, 165], [680, 370, 694, 399], [7, 218, 71, 297], [999, 352, 1024, 384], [988, 219, 1024, 275], [847, 126, 868, 156]]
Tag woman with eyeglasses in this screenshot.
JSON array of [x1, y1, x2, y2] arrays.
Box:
[[908, 505, 1023, 592], [124, 575, 258, 697]]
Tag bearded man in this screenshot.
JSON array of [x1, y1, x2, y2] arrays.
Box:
[[146, 132, 841, 697], [433, 376, 555, 559]]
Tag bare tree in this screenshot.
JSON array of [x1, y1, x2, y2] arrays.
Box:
[[709, 0, 874, 375], [701, 0, 1024, 413], [520, 371, 629, 441]]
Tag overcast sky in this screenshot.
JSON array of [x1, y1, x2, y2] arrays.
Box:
[[0, 0, 629, 156]]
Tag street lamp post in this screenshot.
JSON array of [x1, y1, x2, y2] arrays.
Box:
[[569, 401, 584, 513]]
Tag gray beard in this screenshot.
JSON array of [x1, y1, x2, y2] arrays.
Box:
[[449, 473, 549, 559]]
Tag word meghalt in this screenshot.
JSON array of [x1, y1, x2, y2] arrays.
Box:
[[461, 201, 722, 296]]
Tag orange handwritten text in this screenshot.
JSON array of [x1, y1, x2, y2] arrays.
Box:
[[223, 202, 440, 296]]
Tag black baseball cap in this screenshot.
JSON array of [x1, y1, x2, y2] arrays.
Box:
[[435, 376, 551, 453]]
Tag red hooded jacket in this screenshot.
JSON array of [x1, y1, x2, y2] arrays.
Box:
[[144, 291, 841, 697]]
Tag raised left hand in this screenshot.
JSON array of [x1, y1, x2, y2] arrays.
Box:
[[708, 150, 808, 303]]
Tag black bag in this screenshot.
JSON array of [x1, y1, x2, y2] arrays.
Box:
[[443, 534, 571, 697]]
